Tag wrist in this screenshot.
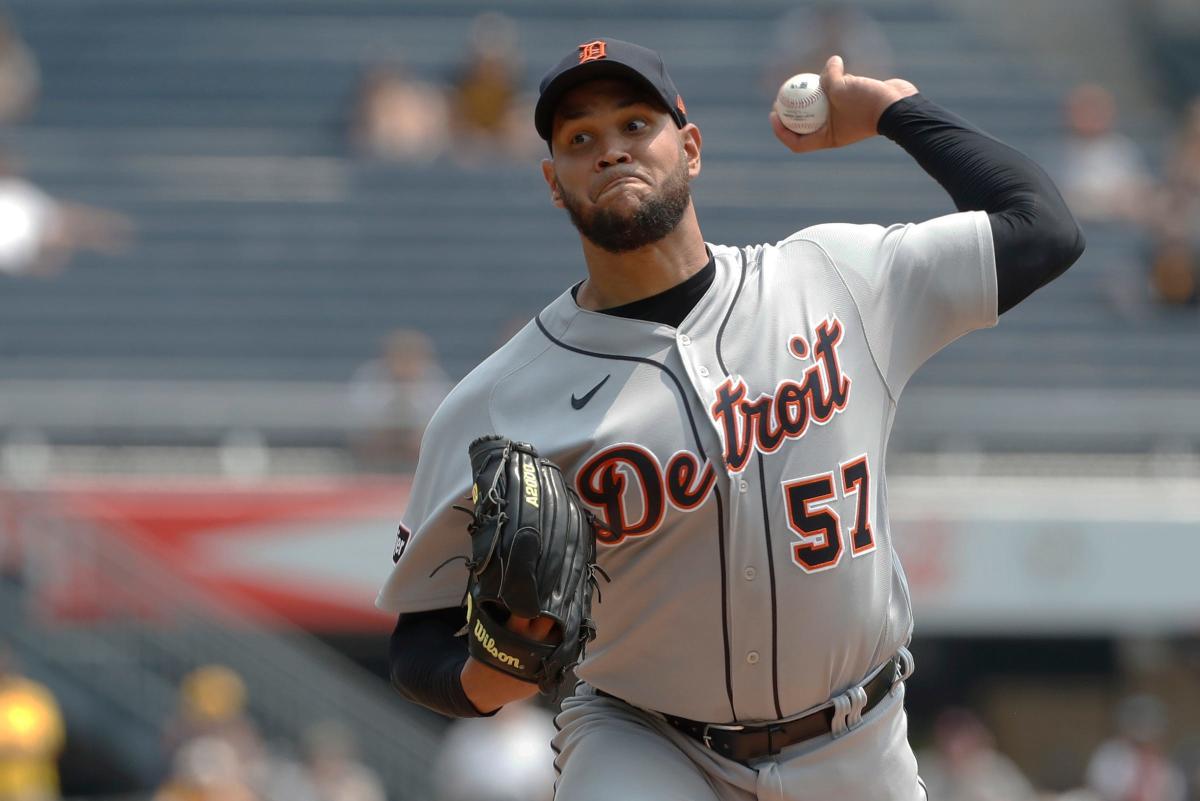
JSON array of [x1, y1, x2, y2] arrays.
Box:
[[876, 93, 928, 138], [460, 655, 539, 714], [878, 90, 908, 117]]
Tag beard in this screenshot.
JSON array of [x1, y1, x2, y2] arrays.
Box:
[[557, 154, 691, 254]]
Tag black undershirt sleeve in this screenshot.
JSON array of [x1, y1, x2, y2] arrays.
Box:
[[389, 606, 496, 718], [877, 94, 1086, 314]]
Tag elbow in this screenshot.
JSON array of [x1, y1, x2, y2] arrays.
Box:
[[388, 628, 416, 699], [1026, 198, 1087, 283], [1029, 220, 1085, 291], [1057, 218, 1086, 274], [1028, 193, 1087, 279], [1041, 186, 1086, 274]]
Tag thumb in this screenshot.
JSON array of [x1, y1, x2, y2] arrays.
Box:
[[822, 55, 845, 90]]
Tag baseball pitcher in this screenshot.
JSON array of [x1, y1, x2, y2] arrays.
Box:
[[378, 38, 1084, 801]]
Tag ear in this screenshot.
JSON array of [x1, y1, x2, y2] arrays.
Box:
[[681, 123, 702, 178], [541, 158, 565, 209]]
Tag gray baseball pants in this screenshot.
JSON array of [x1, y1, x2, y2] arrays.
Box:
[[552, 678, 926, 801]]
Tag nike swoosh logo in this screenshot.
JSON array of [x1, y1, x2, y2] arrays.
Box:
[[571, 374, 611, 410]]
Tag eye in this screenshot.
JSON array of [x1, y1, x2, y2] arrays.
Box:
[[626, 119, 648, 133], [568, 131, 592, 146]]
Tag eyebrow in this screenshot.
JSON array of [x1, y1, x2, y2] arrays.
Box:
[[557, 96, 652, 123]]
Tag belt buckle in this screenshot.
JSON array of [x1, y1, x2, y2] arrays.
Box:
[[701, 722, 744, 750]]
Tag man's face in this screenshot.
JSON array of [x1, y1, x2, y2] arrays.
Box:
[[541, 79, 701, 253]]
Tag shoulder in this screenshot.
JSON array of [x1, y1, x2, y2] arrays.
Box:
[[779, 212, 992, 270], [427, 318, 554, 437], [774, 221, 900, 260], [709, 223, 903, 281]]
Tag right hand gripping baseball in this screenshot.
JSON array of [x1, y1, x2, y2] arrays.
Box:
[[461, 435, 600, 694], [770, 54, 918, 153]]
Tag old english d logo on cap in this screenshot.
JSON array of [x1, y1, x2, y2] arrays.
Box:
[[578, 40, 607, 63]]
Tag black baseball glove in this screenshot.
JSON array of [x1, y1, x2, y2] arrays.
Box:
[[455, 435, 603, 694]]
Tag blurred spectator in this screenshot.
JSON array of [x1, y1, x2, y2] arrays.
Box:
[[449, 12, 539, 163], [0, 501, 22, 586], [433, 701, 556, 801], [252, 742, 320, 801], [176, 665, 249, 736], [763, 3, 895, 92], [1147, 98, 1200, 305], [0, 648, 64, 801], [350, 64, 449, 164], [153, 736, 258, 801], [301, 721, 385, 801], [163, 665, 262, 766], [1056, 84, 1154, 225], [0, 17, 39, 123], [1085, 695, 1186, 801], [161, 666, 324, 801], [0, 152, 133, 278], [347, 329, 450, 472], [917, 707, 1039, 801]]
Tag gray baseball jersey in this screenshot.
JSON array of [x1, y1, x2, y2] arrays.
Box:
[[377, 210, 996, 725]]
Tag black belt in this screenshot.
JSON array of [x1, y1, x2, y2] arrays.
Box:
[[598, 656, 899, 764]]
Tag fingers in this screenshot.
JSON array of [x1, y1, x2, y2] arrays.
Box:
[[508, 614, 561, 643], [769, 110, 827, 154], [822, 54, 845, 91]]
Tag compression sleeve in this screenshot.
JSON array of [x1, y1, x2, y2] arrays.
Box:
[[877, 94, 1086, 314], [389, 606, 496, 718]]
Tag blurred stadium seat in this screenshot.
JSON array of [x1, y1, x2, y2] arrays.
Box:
[[0, 0, 1193, 451]]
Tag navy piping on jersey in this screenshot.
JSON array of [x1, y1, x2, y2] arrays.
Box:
[[756, 456, 785, 720], [714, 250, 747, 372], [712, 251, 787, 720], [710, 487, 734, 721], [533, 314, 739, 723], [551, 716, 563, 787]]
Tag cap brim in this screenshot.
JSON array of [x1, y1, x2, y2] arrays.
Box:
[[535, 60, 672, 142]]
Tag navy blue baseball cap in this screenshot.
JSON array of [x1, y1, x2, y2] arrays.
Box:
[[534, 38, 688, 143]]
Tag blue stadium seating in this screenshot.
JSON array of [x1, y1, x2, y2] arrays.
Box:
[[1, 0, 1196, 400]]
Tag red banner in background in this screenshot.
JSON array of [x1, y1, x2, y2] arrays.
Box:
[[21, 477, 412, 632]]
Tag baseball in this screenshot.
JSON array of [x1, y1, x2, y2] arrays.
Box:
[[773, 73, 828, 135]]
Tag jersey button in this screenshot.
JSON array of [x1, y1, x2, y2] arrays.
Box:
[[743, 567, 756, 581], [746, 651, 760, 664], [697, 366, 710, 377], [739, 480, 748, 493], [678, 334, 692, 346]]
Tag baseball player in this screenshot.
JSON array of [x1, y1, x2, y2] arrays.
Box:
[[379, 38, 1084, 801]]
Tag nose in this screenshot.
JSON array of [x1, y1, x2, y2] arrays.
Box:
[[596, 145, 632, 171]]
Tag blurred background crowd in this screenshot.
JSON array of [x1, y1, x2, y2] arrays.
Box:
[[0, 0, 1199, 799]]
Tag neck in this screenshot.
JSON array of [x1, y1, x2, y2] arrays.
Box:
[[575, 205, 708, 310]]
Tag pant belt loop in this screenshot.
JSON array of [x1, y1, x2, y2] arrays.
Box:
[[830, 691, 853, 738], [766, 723, 785, 756], [892, 646, 916, 697], [844, 685, 869, 730]]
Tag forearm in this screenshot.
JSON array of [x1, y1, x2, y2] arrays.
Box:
[[388, 607, 539, 717], [878, 94, 1086, 313]]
